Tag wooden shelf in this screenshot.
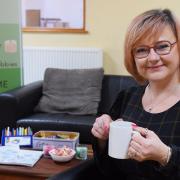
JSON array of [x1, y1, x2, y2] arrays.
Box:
[[22, 27, 88, 33]]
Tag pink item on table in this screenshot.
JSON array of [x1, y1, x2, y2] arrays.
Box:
[[43, 145, 55, 157]]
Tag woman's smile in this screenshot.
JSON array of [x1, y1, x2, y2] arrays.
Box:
[[146, 64, 164, 71]]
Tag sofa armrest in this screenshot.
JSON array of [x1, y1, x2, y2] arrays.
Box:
[[48, 159, 102, 180], [0, 81, 43, 128], [0, 93, 18, 129]]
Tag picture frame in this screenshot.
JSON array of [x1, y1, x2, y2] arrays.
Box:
[[21, 0, 87, 33]]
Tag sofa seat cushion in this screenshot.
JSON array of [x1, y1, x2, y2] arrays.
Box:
[[17, 113, 96, 144]]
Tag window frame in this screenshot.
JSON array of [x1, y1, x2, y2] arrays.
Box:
[[21, 0, 87, 33]]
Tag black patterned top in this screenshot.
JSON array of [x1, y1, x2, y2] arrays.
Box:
[[93, 86, 180, 180]]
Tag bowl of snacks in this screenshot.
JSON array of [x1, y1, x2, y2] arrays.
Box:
[[49, 146, 76, 162]]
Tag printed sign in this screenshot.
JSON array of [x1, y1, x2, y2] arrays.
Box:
[[0, 0, 22, 92]]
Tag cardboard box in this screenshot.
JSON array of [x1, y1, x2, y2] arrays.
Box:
[[26, 9, 41, 27], [33, 131, 79, 150]]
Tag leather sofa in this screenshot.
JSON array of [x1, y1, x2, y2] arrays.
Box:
[[0, 75, 138, 144]]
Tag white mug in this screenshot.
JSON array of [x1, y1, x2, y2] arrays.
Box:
[[108, 120, 138, 159]]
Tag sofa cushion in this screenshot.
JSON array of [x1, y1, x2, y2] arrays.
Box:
[[35, 68, 104, 115]]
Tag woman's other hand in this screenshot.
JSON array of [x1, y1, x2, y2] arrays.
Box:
[[128, 126, 170, 165], [91, 114, 112, 140]]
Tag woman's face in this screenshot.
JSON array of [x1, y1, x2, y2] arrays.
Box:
[[134, 25, 180, 83]]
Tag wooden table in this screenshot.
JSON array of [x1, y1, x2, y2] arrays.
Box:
[[0, 145, 93, 180]]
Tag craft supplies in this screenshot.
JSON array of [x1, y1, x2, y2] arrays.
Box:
[[1, 126, 33, 147]]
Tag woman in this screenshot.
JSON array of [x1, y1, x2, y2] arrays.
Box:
[[91, 9, 180, 180]]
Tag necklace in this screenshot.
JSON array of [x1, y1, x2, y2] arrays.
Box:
[[148, 107, 152, 112], [146, 84, 180, 113]]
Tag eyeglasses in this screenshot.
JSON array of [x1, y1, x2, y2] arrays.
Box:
[[133, 40, 176, 59]]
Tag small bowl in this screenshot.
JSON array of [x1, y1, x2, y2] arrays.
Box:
[[49, 148, 76, 162]]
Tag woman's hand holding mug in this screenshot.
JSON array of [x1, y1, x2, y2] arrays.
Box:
[[92, 117, 170, 165], [91, 114, 112, 140], [128, 126, 171, 165], [91, 114, 113, 151]]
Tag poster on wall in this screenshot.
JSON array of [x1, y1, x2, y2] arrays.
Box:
[[0, 0, 22, 93]]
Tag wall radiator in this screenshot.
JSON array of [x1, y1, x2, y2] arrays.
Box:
[[23, 47, 103, 85]]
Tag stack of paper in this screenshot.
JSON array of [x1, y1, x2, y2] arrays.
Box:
[[0, 146, 43, 167]]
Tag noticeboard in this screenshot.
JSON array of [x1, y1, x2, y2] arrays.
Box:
[[0, 0, 22, 93]]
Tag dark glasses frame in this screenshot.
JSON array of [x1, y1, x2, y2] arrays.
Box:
[[133, 40, 177, 59]]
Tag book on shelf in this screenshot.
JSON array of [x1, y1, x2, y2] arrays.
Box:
[[0, 146, 43, 167]]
